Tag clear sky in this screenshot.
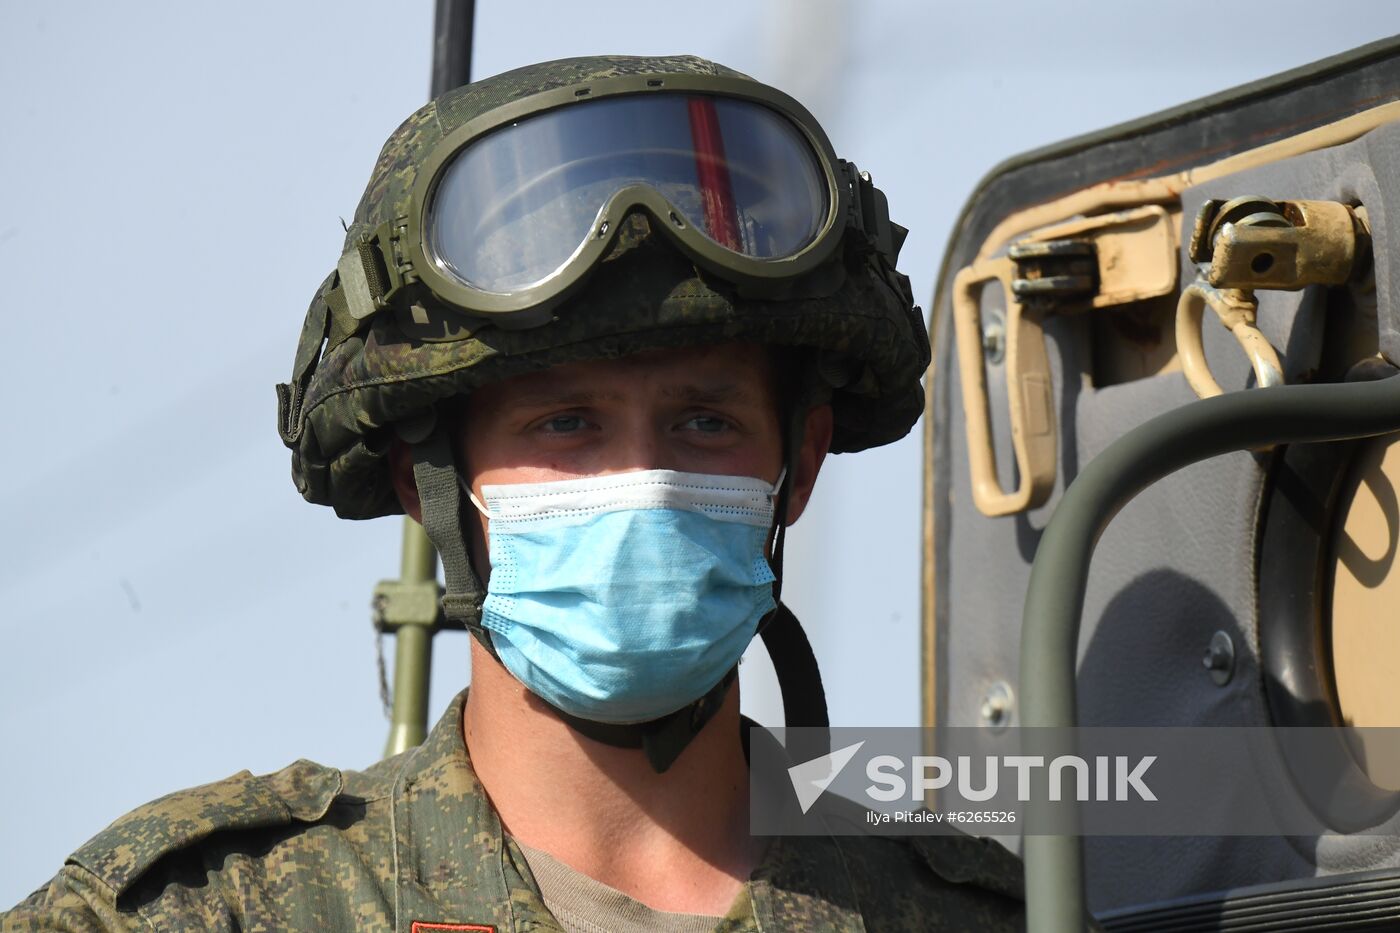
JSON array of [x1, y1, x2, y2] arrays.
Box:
[[1, 0, 1394, 907]]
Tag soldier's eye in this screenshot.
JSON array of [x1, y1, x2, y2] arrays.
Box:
[[542, 415, 586, 433], [684, 416, 730, 433]]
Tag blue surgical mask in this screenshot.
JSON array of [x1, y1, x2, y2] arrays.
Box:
[[468, 468, 782, 725]]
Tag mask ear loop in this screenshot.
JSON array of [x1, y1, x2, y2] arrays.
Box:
[[457, 475, 493, 520], [768, 475, 792, 601]]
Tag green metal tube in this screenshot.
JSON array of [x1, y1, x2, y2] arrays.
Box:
[[377, 0, 471, 762], [383, 518, 439, 757], [1020, 373, 1400, 932]]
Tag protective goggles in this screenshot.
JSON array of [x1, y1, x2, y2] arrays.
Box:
[[331, 73, 902, 330]]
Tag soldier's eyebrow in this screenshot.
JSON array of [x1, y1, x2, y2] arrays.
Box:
[[659, 382, 755, 405], [501, 389, 625, 410], [501, 383, 757, 409]]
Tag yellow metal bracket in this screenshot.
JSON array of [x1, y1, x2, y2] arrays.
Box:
[[953, 257, 1057, 517], [953, 205, 1178, 517], [1177, 197, 1368, 399]]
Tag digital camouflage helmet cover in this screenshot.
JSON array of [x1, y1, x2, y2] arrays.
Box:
[[278, 54, 927, 519]]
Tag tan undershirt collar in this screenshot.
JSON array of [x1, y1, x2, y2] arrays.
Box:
[[514, 840, 727, 933]]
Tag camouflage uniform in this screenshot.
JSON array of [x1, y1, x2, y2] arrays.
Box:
[[4, 692, 1026, 931]]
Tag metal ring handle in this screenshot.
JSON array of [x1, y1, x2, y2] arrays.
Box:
[[1176, 280, 1285, 399]]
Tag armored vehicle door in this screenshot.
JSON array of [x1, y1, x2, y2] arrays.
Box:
[[926, 37, 1400, 929]]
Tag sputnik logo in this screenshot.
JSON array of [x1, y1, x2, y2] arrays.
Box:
[[787, 741, 866, 814]]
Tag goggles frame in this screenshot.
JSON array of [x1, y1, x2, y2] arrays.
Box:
[[334, 73, 896, 331]]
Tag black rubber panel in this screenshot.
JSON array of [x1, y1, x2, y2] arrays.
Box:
[[1099, 867, 1400, 932]]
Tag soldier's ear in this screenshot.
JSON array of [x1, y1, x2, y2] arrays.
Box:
[[388, 438, 423, 523], [784, 403, 833, 526]]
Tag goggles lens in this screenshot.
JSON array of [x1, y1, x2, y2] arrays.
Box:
[[426, 93, 830, 293]]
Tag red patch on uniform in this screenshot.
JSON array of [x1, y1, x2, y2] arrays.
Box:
[[411, 924, 495, 933]]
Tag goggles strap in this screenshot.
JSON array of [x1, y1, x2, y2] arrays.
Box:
[[842, 161, 907, 267], [321, 278, 362, 351], [323, 232, 401, 350]]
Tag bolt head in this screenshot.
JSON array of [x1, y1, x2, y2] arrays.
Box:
[[982, 321, 1006, 364], [1204, 631, 1235, 686], [978, 681, 1014, 732]]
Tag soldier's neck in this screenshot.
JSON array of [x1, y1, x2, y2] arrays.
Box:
[[461, 640, 761, 916]]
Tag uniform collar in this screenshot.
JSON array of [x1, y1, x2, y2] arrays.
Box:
[[389, 690, 864, 933], [390, 689, 517, 933]]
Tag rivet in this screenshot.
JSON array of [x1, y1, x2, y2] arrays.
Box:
[[982, 308, 1006, 364], [1202, 631, 1235, 686], [979, 681, 1014, 732]]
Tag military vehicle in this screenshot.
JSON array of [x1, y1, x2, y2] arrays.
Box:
[[926, 36, 1400, 932], [352, 7, 1400, 931]]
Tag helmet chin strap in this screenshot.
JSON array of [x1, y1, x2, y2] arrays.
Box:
[[755, 393, 830, 742], [401, 400, 829, 774], [397, 414, 488, 645]]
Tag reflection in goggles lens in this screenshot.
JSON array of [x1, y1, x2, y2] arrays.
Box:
[[426, 94, 829, 293]]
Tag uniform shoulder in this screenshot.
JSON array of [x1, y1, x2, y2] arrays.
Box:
[[758, 824, 1024, 932], [67, 757, 347, 898], [834, 828, 1023, 895], [817, 793, 1024, 898], [808, 798, 1025, 931], [834, 831, 1025, 931], [906, 831, 1025, 900], [3, 751, 422, 931], [4, 758, 369, 929]]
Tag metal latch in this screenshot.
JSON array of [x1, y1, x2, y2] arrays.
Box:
[[1010, 238, 1098, 302], [953, 205, 1178, 517], [1176, 196, 1369, 398]]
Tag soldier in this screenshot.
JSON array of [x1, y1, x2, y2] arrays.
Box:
[[4, 55, 1025, 931]]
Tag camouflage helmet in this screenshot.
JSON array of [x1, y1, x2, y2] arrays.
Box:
[[277, 54, 928, 520]]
